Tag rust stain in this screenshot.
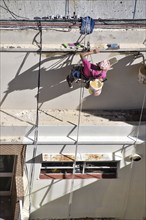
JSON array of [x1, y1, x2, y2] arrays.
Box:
[[51, 154, 75, 161], [84, 154, 104, 161], [42, 153, 106, 162]]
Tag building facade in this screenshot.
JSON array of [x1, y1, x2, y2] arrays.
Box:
[[0, 1, 146, 219]]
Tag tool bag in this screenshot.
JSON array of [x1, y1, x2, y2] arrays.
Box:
[[80, 16, 95, 34]]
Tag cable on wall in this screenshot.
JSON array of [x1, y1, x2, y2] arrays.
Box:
[[2, 0, 29, 20], [133, 0, 138, 19], [67, 82, 84, 220], [28, 21, 42, 217], [65, 0, 70, 17]]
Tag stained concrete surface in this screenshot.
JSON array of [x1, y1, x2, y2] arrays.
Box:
[[1, 109, 146, 126], [0, 0, 146, 20]]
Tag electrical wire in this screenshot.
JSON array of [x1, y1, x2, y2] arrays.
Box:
[[65, 0, 70, 17], [0, 20, 146, 30], [0, 4, 17, 20], [34, 21, 42, 144], [2, 0, 29, 20], [133, 0, 138, 19], [73, 0, 76, 15]]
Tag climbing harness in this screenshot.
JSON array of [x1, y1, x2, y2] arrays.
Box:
[[68, 62, 106, 94], [68, 64, 91, 89], [67, 37, 106, 94]]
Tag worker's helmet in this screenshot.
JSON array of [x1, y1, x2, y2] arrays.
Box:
[[98, 59, 111, 71]]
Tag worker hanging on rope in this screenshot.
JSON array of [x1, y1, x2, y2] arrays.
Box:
[[66, 48, 111, 92]]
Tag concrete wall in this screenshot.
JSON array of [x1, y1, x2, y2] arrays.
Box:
[[0, 1, 146, 111], [1, 48, 146, 110], [23, 143, 146, 220], [1, 28, 146, 111], [1, 1, 146, 220], [0, 0, 146, 19], [1, 124, 146, 145]]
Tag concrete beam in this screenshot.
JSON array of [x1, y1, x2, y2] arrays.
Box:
[[0, 47, 146, 53], [0, 125, 145, 145]]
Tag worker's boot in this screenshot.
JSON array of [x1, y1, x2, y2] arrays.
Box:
[[66, 75, 74, 88]]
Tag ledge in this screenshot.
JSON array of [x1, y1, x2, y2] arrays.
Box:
[[0, 124, 145, 145], [0, 47, 146, 53]]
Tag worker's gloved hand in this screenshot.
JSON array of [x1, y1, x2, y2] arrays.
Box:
[[93, 48, 100, 54], [102, 78, 107, 82]]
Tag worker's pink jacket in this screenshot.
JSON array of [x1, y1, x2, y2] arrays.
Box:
[[82, 58, 107, 79]]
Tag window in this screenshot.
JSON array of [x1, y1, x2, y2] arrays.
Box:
[[40, 161, 119, 179], [0, 155, 14, 172], [0, 177, 11, 191], [0, 155, 15, 195]]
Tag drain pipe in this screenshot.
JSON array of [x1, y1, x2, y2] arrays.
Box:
[[19, 199, 24, 220]]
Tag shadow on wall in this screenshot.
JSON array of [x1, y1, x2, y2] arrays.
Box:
[[0, 53, 144, 108], [29, 143, 146, 219], [0, 53, 79, 107], [78, 54, 145, 110]]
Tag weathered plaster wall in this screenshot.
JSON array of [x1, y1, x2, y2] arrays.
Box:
[[0, 1, 146, 111], [0, 1, 146, 219], [24, 143, 146, 220], [0, 0, 146, 19], [1, 48, 146, 110]]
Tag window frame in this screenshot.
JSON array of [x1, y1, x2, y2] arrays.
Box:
[[0, 155, 16, 195], [40, 160, 118, 179]]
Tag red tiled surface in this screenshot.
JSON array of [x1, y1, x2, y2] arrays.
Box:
[[0, 145, 26, 220]]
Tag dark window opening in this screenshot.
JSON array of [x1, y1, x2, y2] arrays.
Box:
[[0, 177, 11, 191], [0, 155, 15, 173], [40, 161, 119, 179], [0, 155, 15, 195]]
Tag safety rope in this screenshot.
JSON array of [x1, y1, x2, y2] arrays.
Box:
[[121, 155, 135, 219], [145, 107, 146, 218], [67, 82, 84, 219], [67, 14, 85, 220], [130, 85, 146, 168], [134, 86, 146, 144], [122, 86, 146, 218]]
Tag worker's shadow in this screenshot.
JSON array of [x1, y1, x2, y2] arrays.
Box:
[[0, 53, 78, 106], [80, 54, 145, 115]]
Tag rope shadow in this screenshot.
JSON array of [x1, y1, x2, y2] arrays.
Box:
[[0, 52, 30, 107], [0, 53, 78, 107]]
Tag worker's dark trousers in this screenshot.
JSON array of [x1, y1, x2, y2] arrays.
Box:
[[68, 74, 75, 83]]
